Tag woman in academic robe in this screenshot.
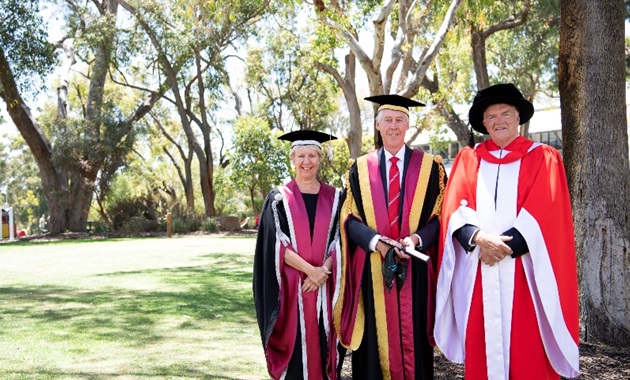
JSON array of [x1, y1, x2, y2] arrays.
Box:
[[253, 130, 342, 380]]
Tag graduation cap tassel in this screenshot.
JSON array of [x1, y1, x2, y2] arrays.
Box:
[[468, 125, 475, 148], [328, 140, 333, 160]]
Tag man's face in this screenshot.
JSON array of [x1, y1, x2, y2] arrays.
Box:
[[376, 109, 409, 154], [482, 103, 520, 148]]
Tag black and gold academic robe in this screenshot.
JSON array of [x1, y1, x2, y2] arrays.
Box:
[[334, 147, 446, 380]]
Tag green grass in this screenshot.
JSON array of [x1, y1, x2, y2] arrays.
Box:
[[0, 235, 267, 379]]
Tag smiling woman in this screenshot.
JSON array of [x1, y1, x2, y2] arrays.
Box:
[[253, 129, 343, 380]]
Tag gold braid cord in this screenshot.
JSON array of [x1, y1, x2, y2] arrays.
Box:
[[431, 156, 446, 219]]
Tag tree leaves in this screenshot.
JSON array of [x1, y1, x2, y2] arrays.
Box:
[[0, 0, 57, 94]]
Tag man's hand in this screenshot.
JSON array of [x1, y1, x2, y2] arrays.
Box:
[[473, 230, 513, 266], [376, 241, 391, 258], [396, 235, 419, 260], [376, 238, 412, 260]]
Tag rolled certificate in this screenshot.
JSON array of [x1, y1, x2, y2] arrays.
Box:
[[379, 236, 430, 262]]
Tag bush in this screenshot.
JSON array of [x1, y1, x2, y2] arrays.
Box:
[[107, 195, 159, 233], [91, 220, 110, 233], [119, 216, 159, 233], [169, 212, 206, 234], [201, 217, 218, 233]]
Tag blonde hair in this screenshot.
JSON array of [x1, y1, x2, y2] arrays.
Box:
[[289, 144, 323, 160]]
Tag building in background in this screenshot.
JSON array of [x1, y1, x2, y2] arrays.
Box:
[[411, 106, 564, 171]]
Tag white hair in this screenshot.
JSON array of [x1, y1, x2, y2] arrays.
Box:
[[376, 110, 410, 123]]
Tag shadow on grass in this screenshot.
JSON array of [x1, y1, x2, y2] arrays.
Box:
[[4, 369, 257, 380], [0, 252, 257, 347]]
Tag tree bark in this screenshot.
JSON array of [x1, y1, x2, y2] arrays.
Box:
[[315, 55, 362, 159], [0, 47, 71, 234], [559, 0, 630, 346], [470, 0, 530, 91], [62, 0, 120, 232]]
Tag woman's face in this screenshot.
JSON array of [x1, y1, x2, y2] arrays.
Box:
[[291, 146, 321, 181]]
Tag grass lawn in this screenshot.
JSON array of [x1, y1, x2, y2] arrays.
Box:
[[0, 235, 268, 379]]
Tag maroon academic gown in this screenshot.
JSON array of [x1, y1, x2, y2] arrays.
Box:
[[253, 180, 341, 380]]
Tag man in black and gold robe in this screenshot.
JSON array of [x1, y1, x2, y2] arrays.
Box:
[[334, 95, 446, 380]]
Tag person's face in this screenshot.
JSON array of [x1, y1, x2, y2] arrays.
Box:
[[483, 103, 520, 148], [291, 146, 321, 181], [376, 109, 409, 154]]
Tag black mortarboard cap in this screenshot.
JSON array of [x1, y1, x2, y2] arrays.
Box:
[[278, 130, 337, 148], [468, 83, 534, 134], [365, 94, 425, 115]]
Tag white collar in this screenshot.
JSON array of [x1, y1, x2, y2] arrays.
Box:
[[384, 146, 406, 162]]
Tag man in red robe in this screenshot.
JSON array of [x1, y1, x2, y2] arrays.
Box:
[[334, 95, 446, 379], [435, 83, 580, 380]]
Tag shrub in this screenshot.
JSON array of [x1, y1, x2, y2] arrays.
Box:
[[107, 195, 159, 232], [202, 217, 218, 233]]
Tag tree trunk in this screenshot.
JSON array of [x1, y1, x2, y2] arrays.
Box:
[[344, 52, 363, 159], [559, 0, 630, 346], [0, 46, 73, 234], [200, 146, 217, 216], [471, 26, 490, 90], [436, 103, 472, 148], [315, 53, 362, 159]]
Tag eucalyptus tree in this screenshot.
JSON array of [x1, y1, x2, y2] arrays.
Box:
[[415, 0, 561, 148], [0, 0, 55, 227], [0, 0, 160, 233], [147, 110, 196, 211], [244, 9, 340, 134], [115, 0, 271, 217], [559, 0, 630, 347], [306, 0, 464, 156], [305, 1, 561, 152]]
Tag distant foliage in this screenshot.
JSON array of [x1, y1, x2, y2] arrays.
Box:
[[229, 116, 289, 214], [0, 0, 57, 93], [107, 196, 160, 233], [0, 135, 47, 232]]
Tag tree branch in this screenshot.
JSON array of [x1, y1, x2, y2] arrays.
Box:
[[482, 0, 531, 39], [402, 0, 463, 97]]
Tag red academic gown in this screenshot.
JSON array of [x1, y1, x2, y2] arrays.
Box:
[[334, 148, 446, 380], [253, 180, 342, 380], [434, 136, 580, 380]]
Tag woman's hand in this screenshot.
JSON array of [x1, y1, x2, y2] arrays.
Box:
[[302, 266, 331, 292]]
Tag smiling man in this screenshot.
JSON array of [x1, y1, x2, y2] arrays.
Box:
[[435, 83, 580, 380], [334, 95, 446, 380]]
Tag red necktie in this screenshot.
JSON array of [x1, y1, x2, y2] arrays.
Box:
[[388, 156, 401, 239]]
